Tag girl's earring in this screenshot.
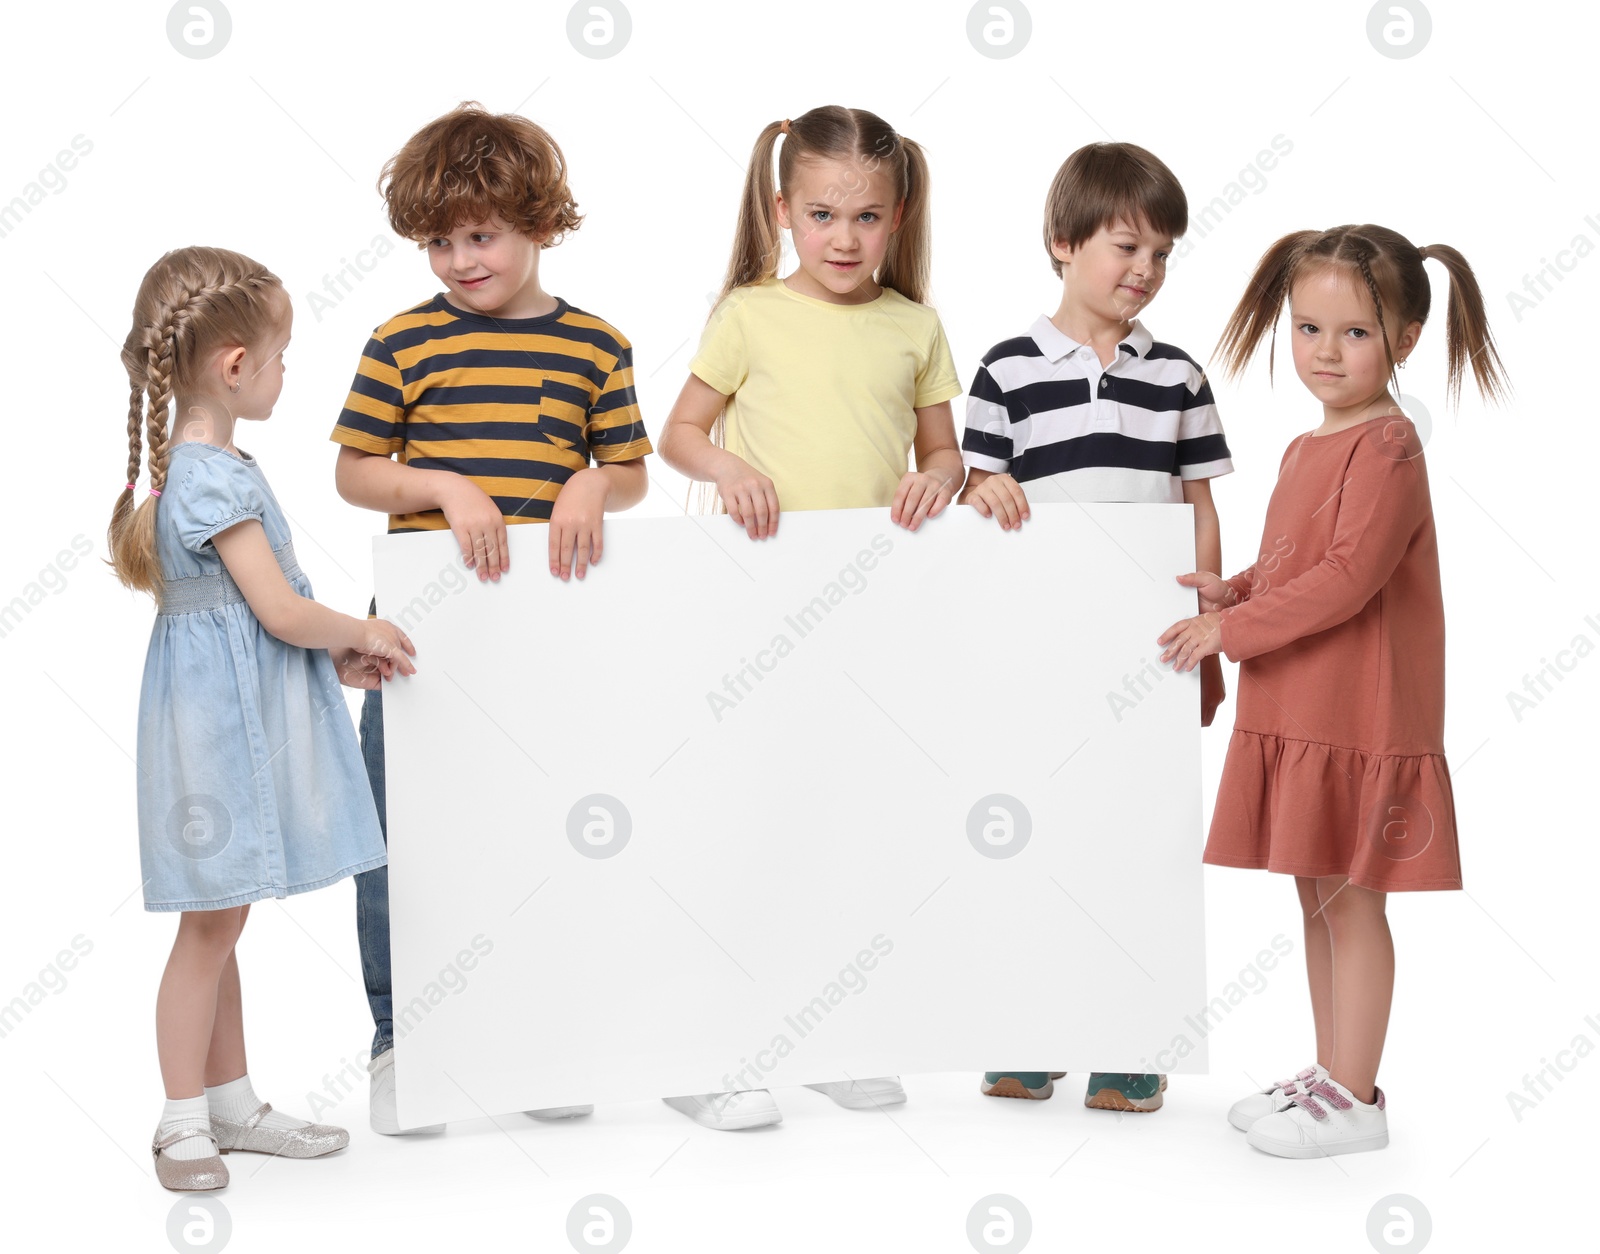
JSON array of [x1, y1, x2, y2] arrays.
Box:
[[230, 382, 241, 393]]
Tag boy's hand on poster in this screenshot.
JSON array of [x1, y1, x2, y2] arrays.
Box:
[[549, 468, 609, 580], [360, 619, 417, 677], [890, 470, 956, 531], [1199, 654, 1226, 726], [716, 459, 780, 540], [967, 473, 1030, 530], [1174, 570, 1235, 613], [1158, 612, 1221, 672], [441, 477, 510, 582]]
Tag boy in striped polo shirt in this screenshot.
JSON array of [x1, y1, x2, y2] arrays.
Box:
[[329, 102, 652, 1134], [959, 142, 1231, 1114]]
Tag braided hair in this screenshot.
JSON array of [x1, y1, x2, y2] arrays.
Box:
[[107, 247, 284, 597]]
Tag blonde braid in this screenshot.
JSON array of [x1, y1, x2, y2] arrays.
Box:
[[107, 247, 284, 598]]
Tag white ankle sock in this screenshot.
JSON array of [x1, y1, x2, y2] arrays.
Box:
[[205, 1074, 310, 1132], [158, 1095, 215, 1161]]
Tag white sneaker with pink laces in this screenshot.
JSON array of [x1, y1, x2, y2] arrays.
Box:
[[1246, 1076, 1388, 1158], [1228, 1064, 1330, 1131]]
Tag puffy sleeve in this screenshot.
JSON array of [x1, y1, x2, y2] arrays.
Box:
[[1217, 436, 1428, 662], [688, 291, 748, 396], [166, 452, 269, 554]]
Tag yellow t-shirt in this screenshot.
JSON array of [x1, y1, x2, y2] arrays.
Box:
[[689, 276, 962, 511]]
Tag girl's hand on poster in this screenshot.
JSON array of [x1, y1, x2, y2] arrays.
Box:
[[716, 459, 780, 540], [1174, 570, 1235, 614], [1157, 611, 1222, 672], [359, 619, 417, 677], [890, 470, 956, 531]]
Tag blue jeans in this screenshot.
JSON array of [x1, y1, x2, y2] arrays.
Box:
[[355, 686, 394, 1057]]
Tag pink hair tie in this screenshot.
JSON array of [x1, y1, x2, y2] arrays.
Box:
[[149, 487, 162, 497], [124, 482, 136, 491]]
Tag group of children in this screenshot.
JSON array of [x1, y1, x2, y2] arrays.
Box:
[[107, 102, 1507, 1191]]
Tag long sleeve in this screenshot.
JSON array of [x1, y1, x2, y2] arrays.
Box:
[[1217, 439, 1427, 662]]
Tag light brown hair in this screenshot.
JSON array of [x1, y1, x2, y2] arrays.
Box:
[[1043, 142, 1188, 277], [379, 101, 582, 245], [1214, 223, 1509, 406], [107, 246, 285, 597], [713, 105, 934, 309]]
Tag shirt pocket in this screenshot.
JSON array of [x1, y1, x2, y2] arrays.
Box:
[[534, 376, 589, 458]]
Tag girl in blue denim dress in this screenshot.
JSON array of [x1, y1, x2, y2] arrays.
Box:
[[109, 247, 416, 1191]]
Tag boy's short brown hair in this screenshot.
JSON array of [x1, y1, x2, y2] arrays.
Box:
[[1042, 142, 1187, 277], [379, 101, 583, 245]]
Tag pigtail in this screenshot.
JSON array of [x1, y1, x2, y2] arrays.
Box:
[[1213, 230, 1321, 383], [876, 135, 932, 306], [1418, 243, 1509, 406], [712, 121, 788, 312]]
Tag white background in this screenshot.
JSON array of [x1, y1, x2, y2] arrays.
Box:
[[0, 1, 1592, 1251]]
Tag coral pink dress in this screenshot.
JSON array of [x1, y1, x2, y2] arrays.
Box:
[[1206, 414, 1461, 891]]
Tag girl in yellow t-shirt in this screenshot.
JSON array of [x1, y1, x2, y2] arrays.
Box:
[[662, 104, 964, 535], [657, 104, 965, 1130]]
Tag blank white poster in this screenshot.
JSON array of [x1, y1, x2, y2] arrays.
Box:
[[373, 504, 1206, 1127]]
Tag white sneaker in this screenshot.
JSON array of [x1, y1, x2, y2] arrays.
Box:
[[368, 1048, 445, 1136], [803, 1076, 907, 1110], [1246, 1077, 1388, 1158], [1228, 1064, 1329, 1131], [662, 1089, 782, 1130], [523, 1104, 594, 1120]]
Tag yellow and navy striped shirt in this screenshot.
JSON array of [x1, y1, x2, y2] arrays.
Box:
[[330, 293, 652, 533]]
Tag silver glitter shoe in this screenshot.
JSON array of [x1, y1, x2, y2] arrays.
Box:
[[152, 1126, 229, 1191], [209, 1101, 349, 1158]]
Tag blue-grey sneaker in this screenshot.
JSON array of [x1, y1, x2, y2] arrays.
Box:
[[1084, 1072, 1166, 1112], [981, 1072, 1054, 1100]]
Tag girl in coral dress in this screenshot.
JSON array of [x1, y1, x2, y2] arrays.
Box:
[[1157, 224, 1507, 1158]]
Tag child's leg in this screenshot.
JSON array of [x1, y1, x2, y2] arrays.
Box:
[[156, 906, 248, 1098], [203, 904, 249, 1088], [355, 686, 395, 1059], [1295, 875, 1334, 1068], [1314, 875, 1393, 1103]]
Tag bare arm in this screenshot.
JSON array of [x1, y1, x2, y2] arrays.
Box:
[[211, 519, 415, 671], [956, 466, 996, 503], [1183, 477, 1222, 578], [335, 444, 509, 581], [912, 400, 964, 488], [891, 400, 964, 530], [590, 458, 648, 512], [335, 444, 474, 515], [1182, 476, 1225, 725], [658, 372, 778, 539]]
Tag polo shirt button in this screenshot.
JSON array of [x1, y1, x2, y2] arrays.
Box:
[[1100, 378, 1108, 388]]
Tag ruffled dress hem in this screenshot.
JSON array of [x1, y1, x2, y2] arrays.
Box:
[[1203, 728, 1461, 893]]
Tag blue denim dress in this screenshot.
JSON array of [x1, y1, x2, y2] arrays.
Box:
[[136, 441, 386, 911]]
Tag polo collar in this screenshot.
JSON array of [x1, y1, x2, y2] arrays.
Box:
[[1030, 314, 1153, 364]]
